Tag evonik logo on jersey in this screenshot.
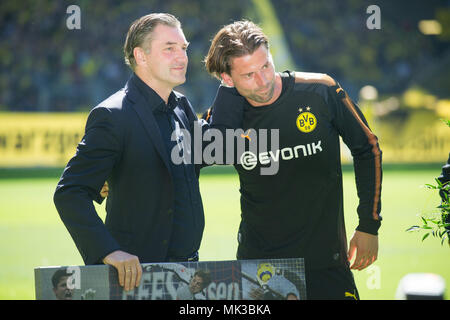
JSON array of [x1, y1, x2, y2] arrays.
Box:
[[240, 140, 323, 171], [169, 121, 324, 176], [169, 121, 282, 175]]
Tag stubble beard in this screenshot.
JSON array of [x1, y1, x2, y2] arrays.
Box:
[[246, 80, 276, 104]]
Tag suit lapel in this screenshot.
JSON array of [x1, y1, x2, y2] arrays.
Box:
[[173, 105, 190, 131], [125, 80, 173, 176]]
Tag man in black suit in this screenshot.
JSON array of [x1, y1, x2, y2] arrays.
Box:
[[54, 13, 216, 292]]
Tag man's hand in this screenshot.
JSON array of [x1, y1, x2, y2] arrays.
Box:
[[103, 250, 142, 291], [100, 181, 109, 198], [347, 231, 378, 271]]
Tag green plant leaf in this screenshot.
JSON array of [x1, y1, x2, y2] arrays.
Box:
[[441, 233, 448, 246], [406, 226, 420, 232], [421, 217, 428, 225], [422, 233, 430, 241]]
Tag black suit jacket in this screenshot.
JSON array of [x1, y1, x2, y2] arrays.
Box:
[[54, 74, 199, 265]]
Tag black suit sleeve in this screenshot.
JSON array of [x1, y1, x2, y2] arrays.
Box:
[[53, 106, 122, 265]]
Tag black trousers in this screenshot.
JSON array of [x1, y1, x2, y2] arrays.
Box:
[[305, 265, 359, 300]]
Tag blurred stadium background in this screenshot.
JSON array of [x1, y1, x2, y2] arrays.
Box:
[[0, 0, 449, 300]]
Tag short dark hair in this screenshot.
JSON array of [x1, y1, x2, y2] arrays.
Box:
[[194, 269, 212, 288], [204, 20, 269, 80], [124, 13, 181, 70], [51, 268, 70, 288]]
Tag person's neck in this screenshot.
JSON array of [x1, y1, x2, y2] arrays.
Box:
[[247, 73, 283, 107], [135, 71, 172, 104]]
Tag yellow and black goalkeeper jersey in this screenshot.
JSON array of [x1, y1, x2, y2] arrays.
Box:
[[226, 71, 382, 270]]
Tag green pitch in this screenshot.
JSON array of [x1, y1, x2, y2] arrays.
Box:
[[0, 165, 449, 299]]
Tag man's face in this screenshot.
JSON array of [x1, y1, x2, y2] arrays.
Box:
[[138, 24, 189, 89], [53, 276, 73, 300], [221, 45, 277, 106], [189, 275, 204, 294]]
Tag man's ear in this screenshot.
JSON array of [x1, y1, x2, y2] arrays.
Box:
[[133, 47, 147, 67], [220, 72, 234, 87]]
